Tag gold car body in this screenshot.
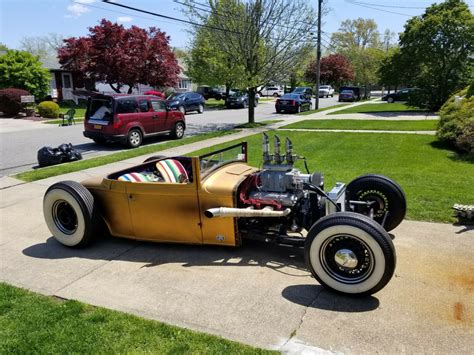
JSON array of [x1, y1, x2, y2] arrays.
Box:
[[82, 157, 258, 247]]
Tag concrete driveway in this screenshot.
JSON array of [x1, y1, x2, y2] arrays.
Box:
[[1, 127, 472, 353]]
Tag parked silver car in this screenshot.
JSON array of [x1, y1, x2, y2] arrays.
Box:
[[319, 85, 335, 98]]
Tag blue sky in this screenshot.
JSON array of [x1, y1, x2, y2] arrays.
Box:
[[1, 0, 472, 51]]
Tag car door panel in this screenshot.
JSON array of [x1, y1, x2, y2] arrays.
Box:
[[150, 99, 169, 132], [126, 179, 202, 244]]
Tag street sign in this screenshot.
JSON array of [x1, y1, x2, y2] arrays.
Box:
[[20, 95, 35, 103]]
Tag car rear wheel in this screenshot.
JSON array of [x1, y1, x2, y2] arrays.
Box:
[[197, 104, 204, 114], [296, 105, 301, 113], [347, 174, 406, 232], [305, 212, 396, 296], [387, 97, 394, 103], [273, 93, 279, 97], [43, 181, 101, 247], [171, 121, 185, 139], [127, 129, 142, 148]]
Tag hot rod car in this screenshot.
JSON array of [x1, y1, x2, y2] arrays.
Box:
[[43, 134, 406, 296]]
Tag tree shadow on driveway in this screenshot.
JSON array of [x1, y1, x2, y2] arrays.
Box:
[[22, 235, 308, 277]]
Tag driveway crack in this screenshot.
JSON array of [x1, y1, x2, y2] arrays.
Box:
[[281, 287, 324, 349]]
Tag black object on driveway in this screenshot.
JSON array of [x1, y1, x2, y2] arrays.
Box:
[[37, 143, 83, 167]]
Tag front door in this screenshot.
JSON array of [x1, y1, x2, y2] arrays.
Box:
[[61, 73, 74, 101], [126, 171, 202, 243]]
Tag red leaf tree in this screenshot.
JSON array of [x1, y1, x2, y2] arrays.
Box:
[[305, 54, 355, 87], [58, 19, 180, 93]]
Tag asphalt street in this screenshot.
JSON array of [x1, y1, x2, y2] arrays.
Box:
[[0, 96, 340, 176]]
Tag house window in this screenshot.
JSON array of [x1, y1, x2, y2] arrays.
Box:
[[62, 73, 72, 89], [178, 79, 189, 90]]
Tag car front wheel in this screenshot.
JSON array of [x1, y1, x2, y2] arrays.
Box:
[[178, 105, 186, 114], [43, 181, 101, 247], [347, 174, 406, 231], [171, 121, 185, 139], [197, 104, 204, 114], [387, 97, 394, 103], [305, 212, 396, 296]]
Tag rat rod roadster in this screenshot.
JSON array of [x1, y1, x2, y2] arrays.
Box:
[[44, 134, 406, 295]]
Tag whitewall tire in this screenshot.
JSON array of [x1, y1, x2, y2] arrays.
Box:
[[305, 212, 396, 296], [43, 181, 100, 247]]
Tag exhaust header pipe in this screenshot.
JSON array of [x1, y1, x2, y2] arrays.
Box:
[[205, 206, 291, 218]]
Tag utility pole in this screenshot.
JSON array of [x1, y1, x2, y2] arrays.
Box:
[[315, 0, 323, 110]]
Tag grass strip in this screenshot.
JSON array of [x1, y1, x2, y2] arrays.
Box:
[[328, 103, 428, 115], [0, 282, 272, 354], [15, 130, 235, 182], [188, 131, 473, 223], [281, 119, 438, 131], [297, 103, 349, 116], [235, 120, 282, 128]]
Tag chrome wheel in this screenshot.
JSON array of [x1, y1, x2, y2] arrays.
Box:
[[128, 129, 142, 148], [320, 234, 375, 284], [198, 104, 204, 113], [52, 200, 78, 235], [178, 105, 185, 114]]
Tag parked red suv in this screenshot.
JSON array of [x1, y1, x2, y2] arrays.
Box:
[[84, 94, 186, 148]]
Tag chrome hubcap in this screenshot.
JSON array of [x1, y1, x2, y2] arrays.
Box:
[[320, 234, 374, 284], [130, 131, 140, 145], [334, 249, 358, 270], [176, 124, 184, 137]]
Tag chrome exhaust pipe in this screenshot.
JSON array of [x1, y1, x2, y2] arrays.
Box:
[[204, 206, 291, 218]]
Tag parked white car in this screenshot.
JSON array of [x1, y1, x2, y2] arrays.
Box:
[[259, 86, 284, 97], [319, 85, 335, 98]]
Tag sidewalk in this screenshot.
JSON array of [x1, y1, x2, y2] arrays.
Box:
[[1, 104, 472, 353]]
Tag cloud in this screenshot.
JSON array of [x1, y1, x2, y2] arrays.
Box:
[[75, 0, 96, 3], [117, 16, 133, 23], [66, 3, 90, 18]]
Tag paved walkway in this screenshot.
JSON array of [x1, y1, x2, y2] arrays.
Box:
[[2, 103, 471, 353]]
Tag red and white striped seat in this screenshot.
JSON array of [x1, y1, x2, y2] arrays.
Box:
[[155, 159, 189, 183]]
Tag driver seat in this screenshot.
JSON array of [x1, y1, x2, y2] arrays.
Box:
[[156, 159, 189, 183]]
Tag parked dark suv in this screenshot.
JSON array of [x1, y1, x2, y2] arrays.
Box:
[[196, 86, 224, 100], [84, 94, 185, 148], [167, 92, 205, 114]]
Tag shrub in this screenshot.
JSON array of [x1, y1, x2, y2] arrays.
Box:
[[0, 88, 30, 116], [437, 86, 474, 154], [38, 101, 60, 118]]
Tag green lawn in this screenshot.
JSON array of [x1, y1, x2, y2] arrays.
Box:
[[297, 103, 350, 116], [281, 119, 438, 131], [0, 283, 271, 354], [189, 131, 474, 223], [205, 98, 226, 110], [15, 130, 235, 182], [328, 102, 428, 115]]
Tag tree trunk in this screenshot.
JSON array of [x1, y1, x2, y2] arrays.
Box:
[[109, 83, 121, 93], [248, 87, 256, 123], [127, 85, 133, 94], [225, 83, 231, 100]]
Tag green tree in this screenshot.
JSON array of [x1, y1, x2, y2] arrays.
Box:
[[330, 18, 384, 89], [399, 0, 474, 110], [0, 50, 51, 99], [185, 0, 316, 123], [377, 47, 411, 92], [185, 23, 245, 97]]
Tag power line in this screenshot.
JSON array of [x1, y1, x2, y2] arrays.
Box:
[[345, 0, 413, 17], [101, 0, 243, 34]]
